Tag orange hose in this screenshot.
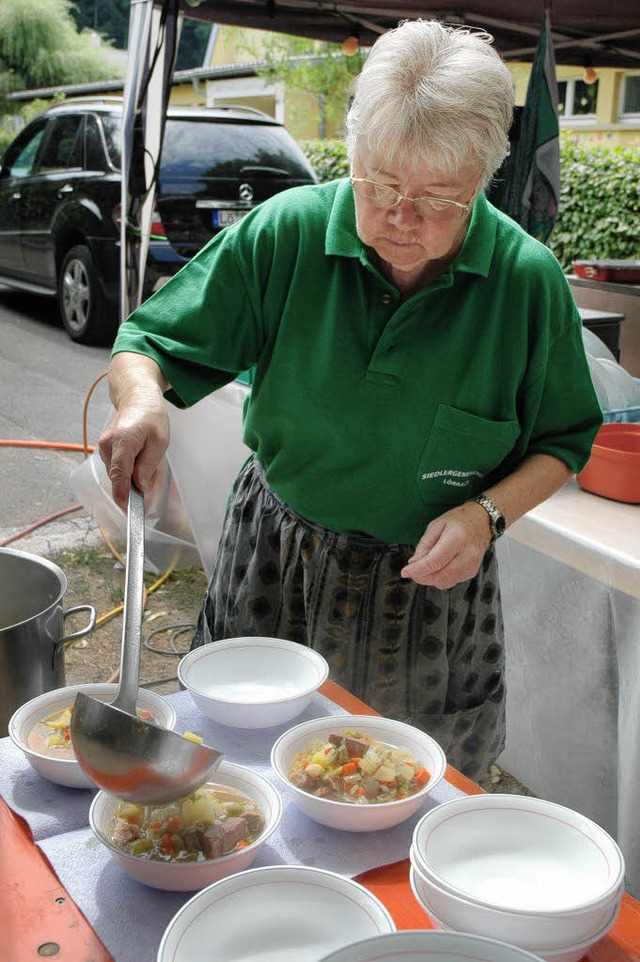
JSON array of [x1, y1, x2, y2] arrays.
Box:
[[0, 440, 95, 452], [83, 372, 109, 456], [0, 503, 85, 547], [0, 370, 107, 456]]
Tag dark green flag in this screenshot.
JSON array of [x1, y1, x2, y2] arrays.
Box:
[[502, 11, 561, 244]]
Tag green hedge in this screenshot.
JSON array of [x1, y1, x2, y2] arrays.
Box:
[[301, 136, 640, 274], [301, 139, 349, 183], [550, 137, 640, 271]]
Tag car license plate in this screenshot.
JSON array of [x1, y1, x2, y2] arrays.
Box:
[[212, 209, 248, 228]]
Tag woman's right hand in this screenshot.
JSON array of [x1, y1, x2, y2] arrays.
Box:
[[99, 352, 171, 511]]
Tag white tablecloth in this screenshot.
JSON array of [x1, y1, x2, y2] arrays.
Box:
[[496, 478, 640, 898], [1, 689, 464, 962]]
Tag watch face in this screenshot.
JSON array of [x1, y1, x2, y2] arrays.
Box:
[[494, 515, 507, 536]]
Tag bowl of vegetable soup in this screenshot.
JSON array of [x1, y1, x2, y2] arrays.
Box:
[[89, 760, 283, 890], [270, 714, 446, 832], [9, 683, 176, 788]]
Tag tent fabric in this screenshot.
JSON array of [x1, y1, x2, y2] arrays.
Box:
[[179, 0, 640, 68]]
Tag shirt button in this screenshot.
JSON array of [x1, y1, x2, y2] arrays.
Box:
[[381, 293, 392, 305]]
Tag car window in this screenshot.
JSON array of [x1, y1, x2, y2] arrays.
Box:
[[101, 114, 122, 168], [7, 125, 47, 178], [85, 114, 110, 171], [160, 119, 314, 179], [37, 115, 83, 171]]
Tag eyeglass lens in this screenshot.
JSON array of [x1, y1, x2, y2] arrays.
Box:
[[352, 179, 467, 222]]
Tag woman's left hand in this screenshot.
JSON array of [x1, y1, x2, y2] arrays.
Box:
[[401, 500, 493, 589]]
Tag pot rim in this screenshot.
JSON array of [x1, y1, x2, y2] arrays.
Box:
[[0, 546, 68, 630]]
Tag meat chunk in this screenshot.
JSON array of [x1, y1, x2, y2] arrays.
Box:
[[200, 817, 248, 859], [112, 818, 142, 847], [328, 732, 370, 758], [313, 785, 334, 798], [290, 768, 320, 792], [182, 825, 202, 853], [243, 812, 264, 836]]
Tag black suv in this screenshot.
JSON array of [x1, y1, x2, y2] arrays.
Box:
[[0, 97, 317, 343]]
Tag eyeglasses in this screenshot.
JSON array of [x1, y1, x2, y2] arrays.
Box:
[[350, 176, 472, 222]]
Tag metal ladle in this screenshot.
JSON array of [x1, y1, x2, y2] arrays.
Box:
[[70, 485, 222, 803]]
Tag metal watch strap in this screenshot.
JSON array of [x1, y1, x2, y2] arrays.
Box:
[[471, 494, 506, 543]]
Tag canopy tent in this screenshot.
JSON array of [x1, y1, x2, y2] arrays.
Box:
[[119, 0, 640, 321], [177, 0, 640, 68]]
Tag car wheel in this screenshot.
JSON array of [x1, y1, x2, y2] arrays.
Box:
[[58, 244, 116, 345]]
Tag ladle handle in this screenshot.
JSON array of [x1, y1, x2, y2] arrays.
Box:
[[112, 485, 145, 715]]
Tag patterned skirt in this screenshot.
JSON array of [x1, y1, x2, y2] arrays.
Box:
[[191, 457, 506, 778]]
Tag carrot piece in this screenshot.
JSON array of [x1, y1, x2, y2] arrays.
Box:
[[415, 767, 431, 784], [166, 815, 182, 832], [148, 820, 163, 834], [235, 840, 249, 849], [351, 785, 366, 797], [160, 833, 174, 853], [341, 761, 359, 776]]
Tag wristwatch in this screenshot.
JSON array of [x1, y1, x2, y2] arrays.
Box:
[[472, 494, 506, 543]]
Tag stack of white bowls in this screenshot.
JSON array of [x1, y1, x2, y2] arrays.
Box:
[[409, 794, 625, 962]]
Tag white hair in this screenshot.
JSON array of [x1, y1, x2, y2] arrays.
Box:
[[345, 19, 515, 186]]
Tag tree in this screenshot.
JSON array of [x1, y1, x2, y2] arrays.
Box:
[[237, 31, 364, 137], [69, 0, 212, 69], [69, 0, 130, 48], [0, 0, 118, 109]]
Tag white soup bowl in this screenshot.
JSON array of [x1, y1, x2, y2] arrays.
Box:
[[157, 865, 395, 962], [89, 759, 283, 891], [270, 713, 446, 832], [9, 683, 176, 789], [178, 636, 329, 728], [411, 794, 624, 915], [410, 866, 621, 962], [317, 929, 544, 962]]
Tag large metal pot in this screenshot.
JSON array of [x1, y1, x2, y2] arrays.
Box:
[[0, 547, 96, 736]]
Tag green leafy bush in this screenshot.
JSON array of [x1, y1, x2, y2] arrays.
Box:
[[300, 135, 640, 275], [550, 137, 640, 271], [301, 139, 349, 183]]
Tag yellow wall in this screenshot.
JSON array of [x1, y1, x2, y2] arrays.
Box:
[[207, 25, 347, 140], [511, 62, 639, 148], [168, 82, 205, 107], [204, 30, 640, 145]]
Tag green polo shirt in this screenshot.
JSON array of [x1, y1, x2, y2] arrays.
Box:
[[113, 178, 602, 545]]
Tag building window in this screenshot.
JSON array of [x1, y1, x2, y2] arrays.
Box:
[[619, 74, 640, 118], [557, 78, 598, 118]]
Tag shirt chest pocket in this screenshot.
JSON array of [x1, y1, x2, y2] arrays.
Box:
[[417, 405, 519, 504]]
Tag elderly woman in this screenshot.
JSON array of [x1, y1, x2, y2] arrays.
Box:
[[100, 20, 602, 777]]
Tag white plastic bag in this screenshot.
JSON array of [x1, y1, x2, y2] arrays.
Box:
[[70, 381, 251, 576]]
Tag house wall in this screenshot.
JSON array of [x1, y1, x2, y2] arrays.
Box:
[[206, 26, 349, 141], [202, 27, 640, 146], [512, 62, 640, 149]]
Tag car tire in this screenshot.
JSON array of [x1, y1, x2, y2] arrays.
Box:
[[58, 244, 116, 345]]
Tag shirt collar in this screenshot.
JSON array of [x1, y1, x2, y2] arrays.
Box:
[[325, 178, 497, 278]]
